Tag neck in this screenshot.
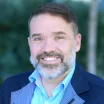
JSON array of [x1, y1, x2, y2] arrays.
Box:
[[41, 70, 70, 97]]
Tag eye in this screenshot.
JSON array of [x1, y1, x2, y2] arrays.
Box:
[[33, 37, 43, 41], [55, 36, 64, 40]]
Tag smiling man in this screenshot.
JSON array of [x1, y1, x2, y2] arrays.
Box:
[[1, 3, 104, 104], [28, 13, 80, 80]]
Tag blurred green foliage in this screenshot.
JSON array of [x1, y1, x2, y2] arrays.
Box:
[[0, 0, 104, 85], [63, 1, 104, 78], [0, 0, 52, 84]]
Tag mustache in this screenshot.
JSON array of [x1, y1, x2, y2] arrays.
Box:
[[36, 51, 64, 62]]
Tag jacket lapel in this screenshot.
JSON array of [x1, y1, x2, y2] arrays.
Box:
[[61, 63, 89, 104], [71, 63, 89, 94], [11, 82, 35, 104], [60, 83, 85, 104]]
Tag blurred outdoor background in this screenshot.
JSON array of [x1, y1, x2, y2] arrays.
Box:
[[0, 0, 104, 85]]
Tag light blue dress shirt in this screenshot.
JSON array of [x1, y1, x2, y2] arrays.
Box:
[[29, 63, 75, 104]]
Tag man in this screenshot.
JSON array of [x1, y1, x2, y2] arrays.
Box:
[[0, 2, 104, 104]]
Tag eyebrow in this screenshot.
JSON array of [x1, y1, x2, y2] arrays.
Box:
[[52, 31, 66, 35], [31, 33, 41, 38], [30, 31, 66, 38]]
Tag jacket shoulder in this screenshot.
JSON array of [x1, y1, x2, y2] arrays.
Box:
[[0, 70, 33, 104], [3, 70, 33, 88], [85, 70, 104, 88], [76, 63, 104, 88]]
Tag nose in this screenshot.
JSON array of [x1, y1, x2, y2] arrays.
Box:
[[42, 39, 56, 52]]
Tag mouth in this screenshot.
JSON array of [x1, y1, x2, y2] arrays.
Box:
[[40, 56, 61, 64]]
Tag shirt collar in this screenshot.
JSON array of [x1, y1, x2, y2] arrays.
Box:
[[61, 63, 75, 90]]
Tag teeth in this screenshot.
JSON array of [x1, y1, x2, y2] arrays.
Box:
[[43, 57, 57, 61]]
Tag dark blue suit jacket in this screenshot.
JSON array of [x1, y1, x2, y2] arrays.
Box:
[[0, 63, 104, 104]]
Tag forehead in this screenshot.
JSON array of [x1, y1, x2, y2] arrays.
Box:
[[29, 13, 74, 36]]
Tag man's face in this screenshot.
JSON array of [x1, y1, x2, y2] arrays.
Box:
[[28, 14, 81, 79]]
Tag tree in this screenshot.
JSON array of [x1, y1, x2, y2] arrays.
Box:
[[87, 0, 99, 74]]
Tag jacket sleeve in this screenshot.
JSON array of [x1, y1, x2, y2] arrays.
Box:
[[0, 79, 12, 104]]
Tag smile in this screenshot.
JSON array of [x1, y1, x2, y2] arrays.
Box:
[[40, 56, 60, 64], [43, 57, 57, 61]]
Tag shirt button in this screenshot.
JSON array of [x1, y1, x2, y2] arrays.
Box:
[[45, 101, 48, 104]]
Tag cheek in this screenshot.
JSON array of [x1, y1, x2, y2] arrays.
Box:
[[57, 42, 72, 54], [57, 42, 75, 60], [29, 45, 41, 55]]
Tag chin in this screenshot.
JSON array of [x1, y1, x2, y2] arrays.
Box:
[[39, 68, 64, 79]]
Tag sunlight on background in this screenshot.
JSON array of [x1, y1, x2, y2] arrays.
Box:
[[72, 0, 91, 3]]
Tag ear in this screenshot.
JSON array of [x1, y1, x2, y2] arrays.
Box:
[[28, 37, 31, 48], [75, 33, 81, 52]]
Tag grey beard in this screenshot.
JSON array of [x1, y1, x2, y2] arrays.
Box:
[[36, 62, 70, 79], [29, 48, 76, 79]]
